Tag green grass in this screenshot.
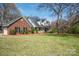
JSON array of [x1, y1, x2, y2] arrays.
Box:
[[0, 33, 79, 56]]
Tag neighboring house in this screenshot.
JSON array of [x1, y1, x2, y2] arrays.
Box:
[[0, 16, 50, 35]]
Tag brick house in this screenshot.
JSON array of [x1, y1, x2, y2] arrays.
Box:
[[0, 16, 50, 35], [3, 17, 32, 35]]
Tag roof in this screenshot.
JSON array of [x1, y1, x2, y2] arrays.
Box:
[[3, 16, 50, 28], [3, 17, 21, 27], [27, 17, 40, 27], [3, 16, 32, 28]]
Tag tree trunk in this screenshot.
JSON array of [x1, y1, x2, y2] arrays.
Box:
[[56, 15, 60, 34]]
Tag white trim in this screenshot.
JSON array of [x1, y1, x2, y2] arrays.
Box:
[[28, 19, 36, 27], [3, 28, 8, 35]]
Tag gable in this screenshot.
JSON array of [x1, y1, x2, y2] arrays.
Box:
[[6, 17, 31, 28], [7, 17, 23, 28]]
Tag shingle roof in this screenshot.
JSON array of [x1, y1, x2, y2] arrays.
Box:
[[3, 17, 22, 27], [2, 16, 50, 28], [27, 17, 40, 27], [2, 16, 40, 28]]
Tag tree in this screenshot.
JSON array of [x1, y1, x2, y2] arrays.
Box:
[[67, 3, 79, 18], [69, 23, 79, 34], [0, 3, 21, 25], [67, 14, 79, 33], [38, 3, 68, 33], [28, 16, 40, 21]]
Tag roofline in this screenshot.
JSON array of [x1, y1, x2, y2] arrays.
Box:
[[3, 16, 51, 28], [22, 16, 33, 27], [3, 17, 23, 27], [3, 16, 32, 28]]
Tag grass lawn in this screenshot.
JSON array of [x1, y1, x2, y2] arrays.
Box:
[[0, 33, 79, 56]]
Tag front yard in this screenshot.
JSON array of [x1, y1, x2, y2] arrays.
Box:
[[0, 34, 79, 56]]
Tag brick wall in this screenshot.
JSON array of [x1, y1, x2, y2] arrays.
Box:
[[7, 18, 31, 34]]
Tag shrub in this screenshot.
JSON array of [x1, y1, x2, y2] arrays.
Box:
[[10, 29, 16, 35], [20, 29, 29, 34], [24, 30, 28, 34], [49, 28, 56, 33], [35, 28, 38, 33], [70, 23, 79, 34], [20, 30, 24, 34], [31, 28, 35, 34]]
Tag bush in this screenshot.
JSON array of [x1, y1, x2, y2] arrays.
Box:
[[20, 29, 29, 34], [31, 27, 39, 34], [49, 28, 56, 33], [24, 30, 28, 34], [10, 29, 16, 35], [20, 30, 24, 34], [31, 28, 35, 34], [69, 23, 79, 34], [35, 28, 38, 33]]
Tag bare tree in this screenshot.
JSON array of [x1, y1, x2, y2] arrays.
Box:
[[65, 4, 79, 33], [38, 3, 68, 33], [67, 3, 79, 18], [0, 3, 21, 25]]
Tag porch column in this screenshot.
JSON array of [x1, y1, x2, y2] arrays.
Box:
[[3, 28, 8, 35]]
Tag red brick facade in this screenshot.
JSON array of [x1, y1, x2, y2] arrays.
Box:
[[7, 17, 31, 34]]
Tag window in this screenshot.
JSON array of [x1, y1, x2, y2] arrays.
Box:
[[15, 27, 27, 33], [15, 27, 20, 33], [20, 28, 23, 32], [23, 27, 27, 31]]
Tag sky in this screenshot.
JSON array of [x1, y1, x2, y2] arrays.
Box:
[[16, 3, 55, 22]]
